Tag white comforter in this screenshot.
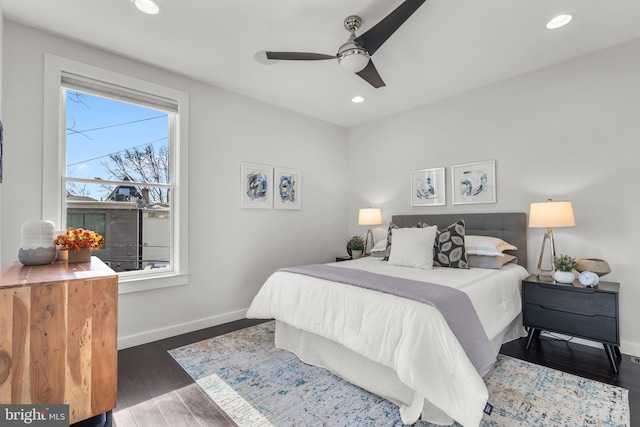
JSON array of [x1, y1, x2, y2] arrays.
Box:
[[246, 257, 529, 426]]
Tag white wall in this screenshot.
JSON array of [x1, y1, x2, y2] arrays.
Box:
[[0, 6, 4, 268], [0, 21, 349, 348], [347, 38, 640, 356]]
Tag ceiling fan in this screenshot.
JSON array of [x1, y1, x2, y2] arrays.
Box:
[[264, 0, 426, 88]]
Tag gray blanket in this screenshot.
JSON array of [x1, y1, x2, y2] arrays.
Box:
[[280, 264, 496, 376]]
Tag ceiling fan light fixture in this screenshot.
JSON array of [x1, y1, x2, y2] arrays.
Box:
[[338, 49, 369, 73], [546, 14, 572, 29], [134, 0, 161, 15]]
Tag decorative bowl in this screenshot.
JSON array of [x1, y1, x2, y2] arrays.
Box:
[[576, 258, 611, 277]]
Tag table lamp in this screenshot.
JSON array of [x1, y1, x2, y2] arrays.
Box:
[[529, 199, 575, 277], [358, 207, 382, 256]]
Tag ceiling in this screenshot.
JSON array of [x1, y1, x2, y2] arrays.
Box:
[[2, 0, 640, 128]]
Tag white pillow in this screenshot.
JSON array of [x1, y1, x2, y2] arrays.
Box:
[[369, 239, 388, 257], [371, 239, 387, 252], [387, 226, 437, 269], [465, 235, 517, 257]]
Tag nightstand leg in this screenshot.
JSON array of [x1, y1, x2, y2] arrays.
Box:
[[604, 344, 619, 374], [525, 328, 540, 350]]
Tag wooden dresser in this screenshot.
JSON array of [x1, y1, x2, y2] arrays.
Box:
[[0, 257, 118, 424]]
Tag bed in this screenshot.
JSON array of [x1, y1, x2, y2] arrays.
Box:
[[246, 213, 529, 426]]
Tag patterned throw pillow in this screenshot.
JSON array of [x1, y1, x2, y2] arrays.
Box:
[[382, 222, 400, 261], [420, 220, 469, 269]]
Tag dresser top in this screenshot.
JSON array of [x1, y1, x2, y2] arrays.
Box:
[[0, 257, 117, 289]]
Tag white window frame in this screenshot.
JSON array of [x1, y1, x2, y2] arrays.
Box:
[[43, 54, 189, 293]]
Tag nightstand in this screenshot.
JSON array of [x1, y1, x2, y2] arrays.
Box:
[[522, 274, 621, 373]]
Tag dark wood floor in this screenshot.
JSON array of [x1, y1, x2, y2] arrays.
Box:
[[112, 319, 267, 427], [76, 321, 639, 427]]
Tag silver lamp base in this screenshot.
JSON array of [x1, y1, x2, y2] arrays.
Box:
[[364, 227, 375, 256], [536, 231, 556, 277]]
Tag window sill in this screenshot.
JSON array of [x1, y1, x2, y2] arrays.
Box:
[[118, 271, 189, 294]]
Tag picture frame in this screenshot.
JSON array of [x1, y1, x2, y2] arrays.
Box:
[[240, 162, 273, 209], [410, 167, 445, 206], [273, 166, 302, 210], [451, 160, 496, 205]]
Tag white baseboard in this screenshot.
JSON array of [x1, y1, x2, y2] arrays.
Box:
[[117, 308, 248, 349], [118, 311, 640, 359], [541, 331, 640, 358], [621, 339, 640, 358]]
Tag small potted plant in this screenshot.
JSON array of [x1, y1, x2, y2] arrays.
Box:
[[553, 254, 578, 283], [346, 235, 365, 259], [55, 228, 105, 263]]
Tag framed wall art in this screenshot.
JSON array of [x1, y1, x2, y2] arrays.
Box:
[[410, 167, 445, 206], [451, 160, 496, 205], [240, 162, 273, 209], [273, 166, 301, 210]]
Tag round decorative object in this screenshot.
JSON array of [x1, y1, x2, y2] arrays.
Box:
[[576, 258, 611, 277], [18, 220, 57, 266], [579, 271, 600, 287], [553, 270, 575, 284]]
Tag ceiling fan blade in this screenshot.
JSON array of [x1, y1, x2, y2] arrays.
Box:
[[354, 0, 426, 56], [356, 60, 386, 88], [266, 52, 337, 61]]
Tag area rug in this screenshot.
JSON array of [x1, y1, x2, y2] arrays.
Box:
[[168, 321, 629, 426]]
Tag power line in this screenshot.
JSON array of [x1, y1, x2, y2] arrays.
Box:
[[67, 137, 168, 167], [66, 114, 166, 136]]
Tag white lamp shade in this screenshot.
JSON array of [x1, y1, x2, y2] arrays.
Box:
[[529, 200, 575, 228], [358, 208, 382, 226]]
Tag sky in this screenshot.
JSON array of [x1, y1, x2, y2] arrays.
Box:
[[65, 90, 168, 199]]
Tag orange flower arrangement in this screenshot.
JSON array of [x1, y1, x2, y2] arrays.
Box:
[[54, 228, 105, 251]]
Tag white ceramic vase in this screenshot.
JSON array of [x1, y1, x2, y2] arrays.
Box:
[[18, 220, 57, 266], [351, 250, 363, 259], [554, 270, 575, 284]]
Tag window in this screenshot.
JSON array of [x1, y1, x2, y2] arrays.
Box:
[[63, 84, 172, 273], [43, 55, 189, 292]]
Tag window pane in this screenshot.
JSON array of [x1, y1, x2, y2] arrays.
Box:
[[65, 182, 171, 273], [64, 89, 172, 274], [65, 90, 169, 185], [67, 212, 106, 236]]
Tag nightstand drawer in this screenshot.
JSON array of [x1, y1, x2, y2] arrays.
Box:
[[524, 303, 619, 344], [523, 283, 616, 317]]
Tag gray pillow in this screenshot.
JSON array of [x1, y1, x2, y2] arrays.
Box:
[[467, 254, 517, 269]]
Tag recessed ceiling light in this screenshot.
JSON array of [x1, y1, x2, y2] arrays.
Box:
[[134, 0, 161, 15], [546, 14, 572, 30], [352, 96, 365, 103]]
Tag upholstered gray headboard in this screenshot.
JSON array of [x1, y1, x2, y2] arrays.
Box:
[[390, 212, 528, 269]]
